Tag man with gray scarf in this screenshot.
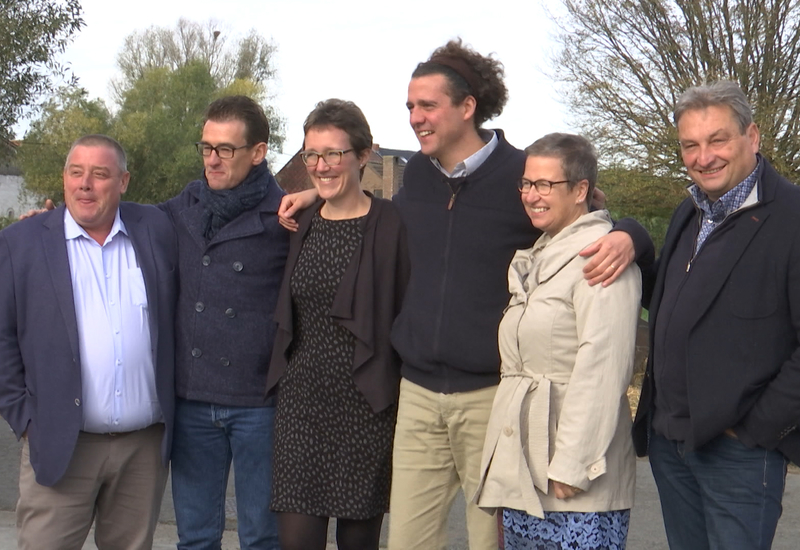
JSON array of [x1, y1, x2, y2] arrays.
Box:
[[161, 95, 287, 550]]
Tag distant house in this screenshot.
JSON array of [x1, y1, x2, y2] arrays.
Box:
[[275, 145, 416, 199], [0, 141, 38, 218]]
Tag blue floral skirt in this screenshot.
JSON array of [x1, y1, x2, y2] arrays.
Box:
[[502, 508, 630, 550]]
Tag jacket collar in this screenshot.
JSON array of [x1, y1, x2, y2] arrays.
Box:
[[510, 211, 613, 298], [180, 168, 285, 249]]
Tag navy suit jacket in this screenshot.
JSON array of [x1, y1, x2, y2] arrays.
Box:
[[633, 158, 800, 463], [0, 203, 178, 486]]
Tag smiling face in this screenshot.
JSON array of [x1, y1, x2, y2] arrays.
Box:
[[406, 73, 477, 170], [63, 144, 130, 243], [303, 126, 369, 207], [200, 118, 265, 190], [520, 155, 588, 237], [677, 105, 760, 201]]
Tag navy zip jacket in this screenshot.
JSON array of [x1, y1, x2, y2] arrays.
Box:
[[391, 130, 653, 394], [391, 131, 537, 393]]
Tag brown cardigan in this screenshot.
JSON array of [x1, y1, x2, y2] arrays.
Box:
[[266, 195, 410, 413]]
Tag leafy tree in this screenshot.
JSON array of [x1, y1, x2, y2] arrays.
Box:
[[600, 166, 686, 250], [0, 0, 84, 150], [113, 18, 283, 152], [18, 18, 284, 204], [17, 87, 112, 201], [552, 0, 800, 179], [115, 61, 216, 203]]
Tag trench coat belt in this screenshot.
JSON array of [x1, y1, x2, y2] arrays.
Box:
[[503, 370, 572, 495], [473, 368, 572, 518]]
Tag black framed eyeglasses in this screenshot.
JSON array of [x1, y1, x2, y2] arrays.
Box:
[[301, 149, 354, 167], [195, 142, 252, 159], [517, 178, 570, 195]]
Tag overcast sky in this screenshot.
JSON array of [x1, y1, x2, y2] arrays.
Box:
[[21, 0, 577, 168]]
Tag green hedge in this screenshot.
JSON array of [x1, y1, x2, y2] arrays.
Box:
[[0, 215, 16, 231]]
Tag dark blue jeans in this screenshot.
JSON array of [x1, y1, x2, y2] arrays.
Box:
[[171, 398, 279, 550], [649, 431, 787, 550]]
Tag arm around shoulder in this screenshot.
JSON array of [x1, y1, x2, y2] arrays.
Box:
[[581, 216, 653, 287], [612, 217, 655, 268]]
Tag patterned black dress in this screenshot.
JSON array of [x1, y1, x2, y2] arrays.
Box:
[[271, 212, 396, 519]]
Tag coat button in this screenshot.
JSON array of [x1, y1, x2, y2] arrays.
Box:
[[191, 348, 202, 358], [195, 302, 205, 312], [503, 426, 513, 436], [202, 255, 211, 266], [232, 261, 243, 272], [220, 357, 230, 367], [75, 398, 81, 406], [225, 308, 236, 318]]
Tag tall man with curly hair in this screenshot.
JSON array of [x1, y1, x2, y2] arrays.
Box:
[[386, 40, 651, 550]]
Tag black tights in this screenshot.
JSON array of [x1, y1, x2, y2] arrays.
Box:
[[277, 512, 384, 550]]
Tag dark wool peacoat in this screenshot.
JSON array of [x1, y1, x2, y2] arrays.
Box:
[[161, 170, 289, 407]]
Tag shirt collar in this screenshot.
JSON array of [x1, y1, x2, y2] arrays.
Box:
[[431, 129, 498, 178], [64, 207, 127, 244], [688, 157, 761, 219]]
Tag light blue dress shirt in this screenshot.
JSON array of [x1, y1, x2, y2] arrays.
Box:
[[688, 160, 760, 255], [64, 208, 162, 433], [432, 129, 499, 177]]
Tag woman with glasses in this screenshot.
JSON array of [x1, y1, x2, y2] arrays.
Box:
[[473, 133, 640, 549], [265, 99, 409, 550]]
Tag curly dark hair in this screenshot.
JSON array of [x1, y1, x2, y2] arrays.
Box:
[[412, 38, 508, 128]]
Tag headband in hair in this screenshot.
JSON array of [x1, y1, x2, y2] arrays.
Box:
[[429, 54, 482, 95]]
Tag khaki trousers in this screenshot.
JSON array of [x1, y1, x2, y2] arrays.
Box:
[[16, 424, 168, 550], [388, 378, 498, 550]]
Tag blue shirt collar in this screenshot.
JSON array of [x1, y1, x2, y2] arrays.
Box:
[[64, 207, 127, 244], [431, 129, 498, 178], [688, 158, 760, 221]]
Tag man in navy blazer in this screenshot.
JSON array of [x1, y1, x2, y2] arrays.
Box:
[[0, 135, 177, 549], [633, 82, 800, 549]]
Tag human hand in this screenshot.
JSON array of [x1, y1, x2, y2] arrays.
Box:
[[19, 199, 55, 220], [550, 480, 583, 499], [579, 231, 635, 287], [591, 187, 606, 211], [278, 189, 318, 232]]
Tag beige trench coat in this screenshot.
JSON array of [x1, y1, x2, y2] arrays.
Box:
[[473, 211, 641, 518]]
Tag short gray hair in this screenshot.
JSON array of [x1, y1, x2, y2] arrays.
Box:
[[65, 134, 128, 173], [674, 81, 753, 133], [524, 133, 597, 198]]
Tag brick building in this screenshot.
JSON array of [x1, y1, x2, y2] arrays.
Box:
[[275, 145, 416, 199], [0, 141, 36, 219]]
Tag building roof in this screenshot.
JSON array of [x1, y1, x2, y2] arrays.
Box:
[[275, 145, 414, 195], [376, 147, 416, 161]]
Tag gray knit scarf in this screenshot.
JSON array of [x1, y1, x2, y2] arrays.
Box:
[[199, 160, 271, 241]]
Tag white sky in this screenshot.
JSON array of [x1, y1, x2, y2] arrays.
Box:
[[21, 0, 577, 169]]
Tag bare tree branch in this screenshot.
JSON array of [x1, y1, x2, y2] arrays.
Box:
[[553, 0, 800, 178]]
